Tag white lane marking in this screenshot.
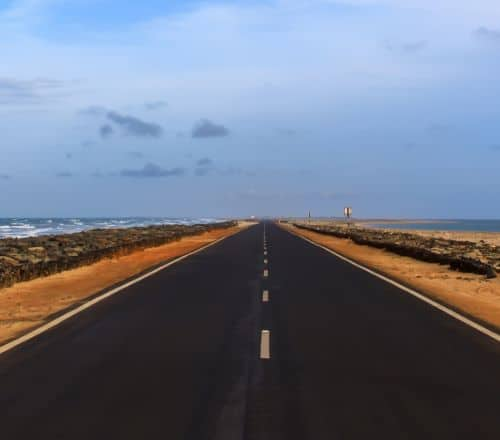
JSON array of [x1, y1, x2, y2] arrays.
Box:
[[264, 259, 268, 264], [264, 251, 267, 256], [262, 290, 269, 302], [260, 330, 271, 359], [287, 229, 500, 343], [0, 230, 245, 357], [263, 269, 269, 278]]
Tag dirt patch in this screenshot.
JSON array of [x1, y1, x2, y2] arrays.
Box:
[[282, 223, 500, 331], [0, 224, 248, 345]]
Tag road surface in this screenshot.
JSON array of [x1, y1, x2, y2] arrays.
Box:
[[0, 222, 499, 439]]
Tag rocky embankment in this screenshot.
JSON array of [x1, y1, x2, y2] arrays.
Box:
[[293, 223, 499, 278], [0, 221, 236, 288]]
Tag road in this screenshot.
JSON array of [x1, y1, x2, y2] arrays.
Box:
[[0, 222, 499, 439]]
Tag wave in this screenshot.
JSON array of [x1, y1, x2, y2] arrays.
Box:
[[0, 217, 226, 238]]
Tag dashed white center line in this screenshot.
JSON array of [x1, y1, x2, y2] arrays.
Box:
[[264, 258, 268, 264], [260, 330, 271, 359], [262, 290, 269, 302], [263, 269, 269, 277]]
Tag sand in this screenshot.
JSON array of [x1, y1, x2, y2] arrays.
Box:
[[401, 229, 500, 247], [0, 223, 250, 345], [282, 223, 500, 331]]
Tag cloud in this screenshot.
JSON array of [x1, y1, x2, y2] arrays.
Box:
[[218, 167, 256, 177], [192, 119, 229, 138], [145, 100, 168, 110], [120, 162, 186, 178], [56, 171, 73, 177], [80, 107, 162, 140], [99, 124, 114, 139], [79, 105, 107, 116], [236, 190, 347, 201], [194, 157, 215, 176], [128, 151, 144, 158], [427, 123, 450, 136], [192, 159, 256, 177], [107, 111, 163, 138], [276, 128, 297, 136], [195, 167, 212, 176], [0, 77, 65, 104], [475, 27, 500, 43], [385, 40, 427, 54], [404, 142, 417, 150], [196, 157, 213, 166], [81, 140, 96, 148], [401, 41, 427, 53]]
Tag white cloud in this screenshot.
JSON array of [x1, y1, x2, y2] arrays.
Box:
[[1, 0, 499, 148], [326, 0, 500, 24]]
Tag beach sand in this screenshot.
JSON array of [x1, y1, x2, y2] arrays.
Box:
[[0, 223, 251, 345], [283, 223, 500, 331], [400, 229, 500, 247]]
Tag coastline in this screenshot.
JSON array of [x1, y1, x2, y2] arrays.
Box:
[[389, 228, 500, 247], [283, 222, 500, 331], [358, 219, 457, 225], [0, 222, 252, 345], [300, 218, 500, 232], [0, 221, 236, 289]]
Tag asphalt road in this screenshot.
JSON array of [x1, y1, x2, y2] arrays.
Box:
[[0, 222, 499, 439]]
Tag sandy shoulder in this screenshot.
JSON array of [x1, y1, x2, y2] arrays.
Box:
[[0, 224, 249, 345], [282, 223, 500, 331]]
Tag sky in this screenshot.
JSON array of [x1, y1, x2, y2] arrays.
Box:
[[1, 0, 499, 218]]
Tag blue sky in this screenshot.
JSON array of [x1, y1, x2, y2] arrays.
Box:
[[1, 0, 499, 218]]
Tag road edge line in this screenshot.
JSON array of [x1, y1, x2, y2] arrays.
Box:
[[0, 227, 248, 356], [284, 226, 500, 343]]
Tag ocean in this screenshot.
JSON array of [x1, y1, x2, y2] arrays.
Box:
[[0, 217, 226, 239], [369, 220, 500, 232]]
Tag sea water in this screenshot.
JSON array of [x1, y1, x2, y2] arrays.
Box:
[[370, 220, 500, 232], [0, 217, 225, 238]]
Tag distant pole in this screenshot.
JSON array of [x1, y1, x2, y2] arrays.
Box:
[[308, 210, 311, 224]]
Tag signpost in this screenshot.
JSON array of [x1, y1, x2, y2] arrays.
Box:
[[344, 207, 352, 226]]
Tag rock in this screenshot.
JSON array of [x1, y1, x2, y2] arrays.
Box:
[[486, 266, 497, 279], [0, 256, 19, 266], [295, 222, 498, 279], [0, 221, 236, 289], [28, 247, 47, 254]]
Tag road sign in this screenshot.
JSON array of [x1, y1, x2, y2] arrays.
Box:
[[344, 207, 352, 219]]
